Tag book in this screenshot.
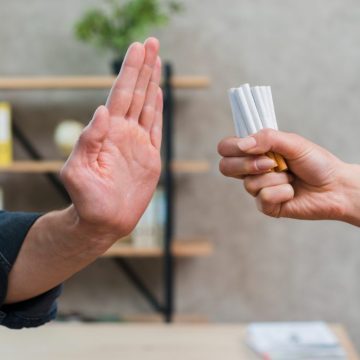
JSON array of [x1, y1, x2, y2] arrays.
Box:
[[132, 187, 166, 248], [0, 102, 12, 166], [246, 322, 346, 359], [0, 187, 3, 210]]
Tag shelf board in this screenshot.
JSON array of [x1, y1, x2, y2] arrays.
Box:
[[123, 313, 209, 323], [0, 160, 210, 174], [0, 76, 211, 90], [101, 238, 213, 258], [0, 161, 64, 173]]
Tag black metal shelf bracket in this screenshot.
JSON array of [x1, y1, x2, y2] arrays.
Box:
[[112, 62, 176, 323]]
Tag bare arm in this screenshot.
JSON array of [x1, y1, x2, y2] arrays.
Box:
[[5, 37, 163, 304], [218, 129, 360, 226]]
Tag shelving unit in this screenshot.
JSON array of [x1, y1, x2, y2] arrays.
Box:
[[0, 68, 212, 322]]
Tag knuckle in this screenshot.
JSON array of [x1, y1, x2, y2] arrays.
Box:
[[60, 164, 73, 184], [256, 196, 276, 217], [217, 139, 227, 155], [244, 159, 257, 174], [259, 187, 274, 204], [260, 128, 276, 142], [134, 88, 146, 98], [243, 177, 257, 196], [142, 105, 155, 116], [219, 158, 228, 175], [217, 137, 235, 156], [78, 131, 89, 145]]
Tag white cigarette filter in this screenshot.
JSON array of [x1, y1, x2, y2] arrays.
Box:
[[228, 84, 287, 172]]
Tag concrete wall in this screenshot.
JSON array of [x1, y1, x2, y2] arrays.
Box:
[[1, 0, 360, 348]]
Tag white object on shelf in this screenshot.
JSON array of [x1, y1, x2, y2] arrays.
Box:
[[54, 120, 84, 157]]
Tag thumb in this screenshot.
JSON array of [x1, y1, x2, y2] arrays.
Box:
[[77, 105, 110, 155], [239, 129, 315, 161]]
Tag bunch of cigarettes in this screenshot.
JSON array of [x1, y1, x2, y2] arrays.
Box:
[[229, 84, 287, 172]]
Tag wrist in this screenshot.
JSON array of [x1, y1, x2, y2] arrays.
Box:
[[47, 206, 119, 260], [337, 162, 360, 226]]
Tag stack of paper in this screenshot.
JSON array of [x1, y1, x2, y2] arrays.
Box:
[[247, 322, 347, 359], [132, 187, 166, 248], [228, 84, 287, 172]]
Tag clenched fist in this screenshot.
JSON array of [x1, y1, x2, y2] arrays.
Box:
[[218, 129, 360, 226]]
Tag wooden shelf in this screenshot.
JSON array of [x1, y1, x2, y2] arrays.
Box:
[[0, 161, 63, 173], [0, 76, 211, 90], [123, 313, 209, 323], [0, 160, 211, 174], [101, 238, 213, 258]]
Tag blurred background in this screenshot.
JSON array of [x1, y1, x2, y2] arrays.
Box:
[[1, 0, 360, 351]]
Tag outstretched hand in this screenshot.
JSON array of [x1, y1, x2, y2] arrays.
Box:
[[218, 129, 359, 223], [61, 38, 163, 244]]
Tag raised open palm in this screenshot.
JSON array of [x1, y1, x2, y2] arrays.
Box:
[[61, 38, 163, 241]]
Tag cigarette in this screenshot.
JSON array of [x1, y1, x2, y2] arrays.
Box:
[[251, 87, 273, 129], [229, 84, 288, 172], [261, 86, 287, 171], [265, 86, 278, 130], [240, 84, 263, 132], [228, 89, 249, 138], [234, 87, 257, 134]]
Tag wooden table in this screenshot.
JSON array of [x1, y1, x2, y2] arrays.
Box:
[[0, 323, 358, 360]]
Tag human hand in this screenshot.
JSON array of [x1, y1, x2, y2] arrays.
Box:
[[60, 38, 163, 248], [218, 129, 359, 224]]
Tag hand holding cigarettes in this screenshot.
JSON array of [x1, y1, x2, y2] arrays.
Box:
[[218, 123, 360, 227]]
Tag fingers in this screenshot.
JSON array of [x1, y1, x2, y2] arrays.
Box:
[[256, 184, 294, 217], [139, 56, 162, 131], [218, 136, 248, 157], [244, 172, 293, 197], [105, 42, 145, 118], [126, 38, 160, 121], [238, 129, 313, 160], [150, 88, 164, 150], [219, 156, 277, 177], [218, 129, 314, 161]]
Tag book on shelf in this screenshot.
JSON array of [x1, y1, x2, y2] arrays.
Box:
[[132, 187, 166, 248], [0, 102, 12, 166], [0, 187, 3, 210]]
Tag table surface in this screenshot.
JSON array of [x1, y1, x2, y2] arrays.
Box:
[[0, 323, 358, 360]]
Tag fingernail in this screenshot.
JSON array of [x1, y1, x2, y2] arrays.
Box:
[[238, 137, 257, 151], [256, 158, 277, 171]]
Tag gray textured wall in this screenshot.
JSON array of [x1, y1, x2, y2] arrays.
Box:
[[1, 0, 360, 349]]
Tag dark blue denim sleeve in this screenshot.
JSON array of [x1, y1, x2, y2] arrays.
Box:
[[0, 211, 62, 329]]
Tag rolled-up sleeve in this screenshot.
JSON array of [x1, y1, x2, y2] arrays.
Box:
[[0, 211, 62, 329]]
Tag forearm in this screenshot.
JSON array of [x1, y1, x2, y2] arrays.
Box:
[[5, 205, 116, 304]]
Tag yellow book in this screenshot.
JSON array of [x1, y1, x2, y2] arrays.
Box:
[[0, 102, 12, 165]]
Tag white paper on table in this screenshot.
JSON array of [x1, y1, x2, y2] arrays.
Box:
[[246, 322, 346, 359]]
